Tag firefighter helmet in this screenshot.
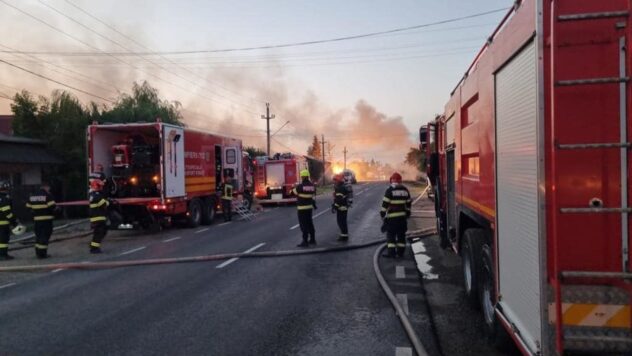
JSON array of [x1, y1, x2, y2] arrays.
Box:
[[90, 179, 104, 191], [333, 174, 343, 183], [300, 169, 310, 178], [390, 172, 402, 184], [0, 180, 10, 192]]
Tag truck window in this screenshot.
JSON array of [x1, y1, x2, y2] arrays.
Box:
[[226, 149, 236, 164]]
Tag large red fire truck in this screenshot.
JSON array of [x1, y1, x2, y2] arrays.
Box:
[[85, 122, 251, 229], [421, 1, 632, 354], [253, 153, 308, 204]]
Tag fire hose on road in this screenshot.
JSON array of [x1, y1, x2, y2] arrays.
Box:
[[0, 228, 435, 355]]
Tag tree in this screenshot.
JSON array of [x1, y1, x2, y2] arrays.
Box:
[[306, 135, 321, 159], [244, 146, 266, 158], [405, 147, 425, 172]]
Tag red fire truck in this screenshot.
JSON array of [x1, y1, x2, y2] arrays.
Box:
[[86, 122, 250, 229], [253, 153, 308, 204], [421, 1, 631, 354]]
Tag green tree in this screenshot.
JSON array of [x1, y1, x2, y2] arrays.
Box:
[[306, 135, 321, 159], [97, 81, 182, 125], [405, 147, 425, 172], [244, 146, 266, 158]]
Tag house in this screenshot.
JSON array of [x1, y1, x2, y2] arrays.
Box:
[[0, 132, 63, 220], [0, 115, 13, 135]]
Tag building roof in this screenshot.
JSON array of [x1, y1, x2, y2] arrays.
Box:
[[0, 133, 63, 164]]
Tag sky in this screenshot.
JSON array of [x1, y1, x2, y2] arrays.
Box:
[[0, 0, 512, 171]]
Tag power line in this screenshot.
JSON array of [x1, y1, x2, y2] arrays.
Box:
[[35, 0, 261, 114], [0, 58, 114, 102], [63, 0, 264, 107], [0, 7, 509, 56]]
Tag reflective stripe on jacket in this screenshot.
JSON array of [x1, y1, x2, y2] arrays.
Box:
[[380, 184, 412, 219], [89, 191, 109, 223], [0, 194, 16, 226], [26, 189, 56, 222], [333, 183, 349, 211], [293, 180, 316, 210]]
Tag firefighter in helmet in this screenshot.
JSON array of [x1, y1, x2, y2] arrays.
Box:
[[89, 179, 109, 253], [293, 169, 317, 247], [220, 171, 234, 222], [380, 172, 412, 258], [332, 173, 351, 241], [26, 181, 57, 259], [0, 180, 22, 260]]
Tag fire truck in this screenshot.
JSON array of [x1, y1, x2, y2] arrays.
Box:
[[253, 153, 308, 204], [420, 1, 631, 354], [86, 122, 250, 229]]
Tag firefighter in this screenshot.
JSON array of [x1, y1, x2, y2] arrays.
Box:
[[89, 164, 110, 197], [332, 173, 350, 241], [293, 169, 317, 247], [0, 180, 18, 260], [380, 172, 412, 258], [220, 172, 234, 222], [26, 181, 57, 259], [89, 179, 109, 254]]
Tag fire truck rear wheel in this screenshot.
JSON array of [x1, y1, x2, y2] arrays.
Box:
[[201, 198, 216, 225], [480, 243, 513, 350], [187, 199, 202, 228], [462, 228, 483, 308]]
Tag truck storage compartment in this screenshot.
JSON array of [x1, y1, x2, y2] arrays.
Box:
[[89, 124, 162, 199]]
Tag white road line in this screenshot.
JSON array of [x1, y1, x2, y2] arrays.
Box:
[[0, 282, 16, 290], [355, 189, 366, 196], [218, 222, 232, 226], [195, 228, 210, 234], [163, 236, 182, 243], [396, 293, 409, 315], [119, 246, 146, 256], [51, 268, 65, 273], [289, 209, 329, 230], [216, 242, 266, 269], [395, 347, 413, 356], [396, 266, 406, 279]]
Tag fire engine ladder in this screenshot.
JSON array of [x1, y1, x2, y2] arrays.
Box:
[[552, 7, 632, 353], [232, 199, 255, 221]]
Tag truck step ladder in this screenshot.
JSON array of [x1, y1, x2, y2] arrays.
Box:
[[232, 199, 256, 221], [552, 4, 631, 353]]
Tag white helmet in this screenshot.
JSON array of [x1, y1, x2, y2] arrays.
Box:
[[11, 224, 26, 236]]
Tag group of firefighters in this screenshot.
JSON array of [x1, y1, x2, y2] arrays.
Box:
[[0, 169, 413, 261], [292, 169, 412, 258]]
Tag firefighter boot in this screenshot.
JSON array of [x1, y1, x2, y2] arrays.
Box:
[[35, 247, 50, 259], [297, 241, 308, 248], [308, 238, 316, 245]]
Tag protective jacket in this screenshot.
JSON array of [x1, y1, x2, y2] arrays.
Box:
[[380, 184, 412, 220], [0, 193, 16, 227], [293, 180, 316, 210], [89, 191, 109, 224], [333, 183, 350, 211], [26, 189, 56, 222]]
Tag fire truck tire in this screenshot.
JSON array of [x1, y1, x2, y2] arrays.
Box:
[[462, 228, 483, 308], [480, 243, 513, 350], [201, 198, 216, 225], [187, 199, 202, 228]]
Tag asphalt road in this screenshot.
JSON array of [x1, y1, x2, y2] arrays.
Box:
[[0, 182, 424, 356]]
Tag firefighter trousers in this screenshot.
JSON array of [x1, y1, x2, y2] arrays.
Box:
[[90, 222, 108, 250], [386, 217, 408, 257], [0, 225, 9, 256], [34, 220, 53, 257], [336, 210, 348, 239], [222, 199, 232, 221], [297, 209, 315, 242]]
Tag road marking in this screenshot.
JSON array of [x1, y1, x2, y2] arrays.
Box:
[[195, 228, 210, 234], [51, 268, 65, 273], [0, 282, 16, 290], [216, 242, 266, 269], [396, 266, 406, 279], [396, 293, 409, 315], [355, 189, 366, 196], [289, 209, 330, 230], [119, 246, 146, 256], [218, 222, 232, 226], [163, 236, 182, 243], [395, 347, 412, 356]]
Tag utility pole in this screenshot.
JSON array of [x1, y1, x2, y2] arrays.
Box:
[[321, 134, 328, 185], [261, 103, 275, 156], [343, 146, 348, 170]]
